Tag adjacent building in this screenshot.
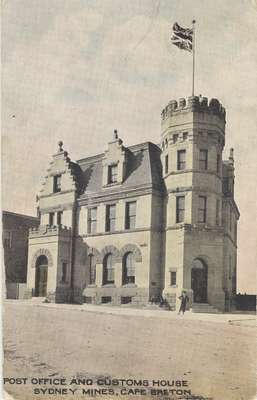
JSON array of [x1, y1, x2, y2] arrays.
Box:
[[25, 95, 240, 311], [2, 211, 39, 298]]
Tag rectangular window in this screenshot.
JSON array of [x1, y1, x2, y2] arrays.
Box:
[[216, 199, 220, 226], [216, 154, 221, 174], [88, 207, 97, 234], [101, 296, 112, 304], [57, 211, 63, 226], [61, 262, 67, 283], [121, 297, 132, 304], [108, 164, 118, 184], [229, 206, 232, 231], [183, 132, 188, 141], [223, 178, 229, 193], [177, 150, 186, 170], [49, 212, 54, 226], [89, 255, 96, 284], [176, 196, 185, 223], [198, 196, 207, 223], [173, 134, 178, 143], [199, 149, 208, 170], [125, 201, 136, 230], [53, 175, 61, 193], [106, 204, 116, 232], [170, 271, 177, 286], [3, 231, 12, 248], [165, 154, 169, 174], [84, 296, 92, 304]]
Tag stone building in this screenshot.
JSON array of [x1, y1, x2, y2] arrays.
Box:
[[26, 95, 239, 312]]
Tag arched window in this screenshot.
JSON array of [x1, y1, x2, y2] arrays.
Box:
[[122, 252, 135, 285], [103, 253, 114, 285], [89, 254, 96, 285]]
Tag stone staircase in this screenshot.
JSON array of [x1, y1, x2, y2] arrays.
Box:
[[191, 303, 221, 313]]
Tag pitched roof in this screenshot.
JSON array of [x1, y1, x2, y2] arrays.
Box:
[[77, 142, 164, 196]]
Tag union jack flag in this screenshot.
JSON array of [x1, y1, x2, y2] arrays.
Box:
[[171, 22, 193, 52]]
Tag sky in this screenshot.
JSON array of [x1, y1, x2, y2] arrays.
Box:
[[2, 0, 257, 293]]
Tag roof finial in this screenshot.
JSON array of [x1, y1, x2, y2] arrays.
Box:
[[113, 129, 118, 140], [58, 141, 63, 152]]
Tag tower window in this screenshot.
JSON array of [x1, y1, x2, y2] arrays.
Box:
[[198, 196, 207, 223], [176, 196, 185, 223], [49, 212, 54, 226], [61, 262, 67, 283], [183, 132, 188, 141], [165, 154, 169, 174], [57, 211, 63, 226], [216, 154, 221, 174], [88, 207, 97, 234], [106, 204, 116, 232], [108, 164, 118, 184], [125, 201, 136, 230], [53, 175, 61, 193], [170, 271, 177, 286], [177, 150, 186, 170], [199, 149, 208, 170], [173, 134, 178, 143], [3, 231, 12, 248]]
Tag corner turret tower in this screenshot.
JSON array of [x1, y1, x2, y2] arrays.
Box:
[[161, 95, 238, 312]]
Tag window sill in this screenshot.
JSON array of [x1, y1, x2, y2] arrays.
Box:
[[102, 284, 116, 288], [87, 284, 97, 288], [169, 285, 178, 288], [103, 182, 121, 188], [122, 283, 137, 288]]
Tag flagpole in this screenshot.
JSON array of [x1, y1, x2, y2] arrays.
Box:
[[192, 20, 196, 96]]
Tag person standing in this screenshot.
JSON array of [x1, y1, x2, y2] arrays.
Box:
[[178, 290, 189, 315]]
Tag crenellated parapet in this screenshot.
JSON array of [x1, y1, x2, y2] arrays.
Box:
[[161, 96, 226, 123], [29, 224, 72, 238]]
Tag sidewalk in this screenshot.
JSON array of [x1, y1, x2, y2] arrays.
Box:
[[3, 299, 256, 325]]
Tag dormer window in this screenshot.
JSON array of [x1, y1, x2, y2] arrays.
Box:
[[53, 174, 61, 193], [108, 164, 118, 184]]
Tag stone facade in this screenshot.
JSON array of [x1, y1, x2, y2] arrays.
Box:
[[26, 96, 240, 311]]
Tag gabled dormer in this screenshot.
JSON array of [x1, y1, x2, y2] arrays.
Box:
[[102, 130, 128, 187]]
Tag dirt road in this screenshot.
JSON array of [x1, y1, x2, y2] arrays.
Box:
[[2, 301, 256, 400]]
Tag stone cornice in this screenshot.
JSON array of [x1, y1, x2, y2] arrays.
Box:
[[166, 185, 222, 197], [164, 168, 221, 180], [78, 185, 163, 206], [40, 202, 74, 213], [39, 189, 76, 199], [78, 226, 156, 238]]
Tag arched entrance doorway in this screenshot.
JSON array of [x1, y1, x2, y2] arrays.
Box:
[[35, 255, 48, 297], [191, 258, 208, 303]]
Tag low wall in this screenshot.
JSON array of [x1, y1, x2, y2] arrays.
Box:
[[6, 283, 27, 299]]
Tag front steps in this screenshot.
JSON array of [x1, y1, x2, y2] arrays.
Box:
[[31, 296, 47, 303], [191, 302, 221, 313]]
